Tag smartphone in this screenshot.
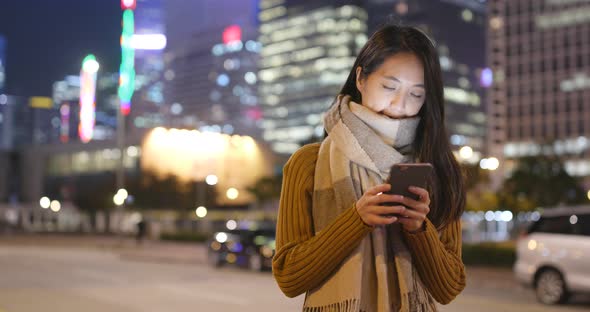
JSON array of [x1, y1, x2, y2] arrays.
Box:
[[382, 163, 434, 211]]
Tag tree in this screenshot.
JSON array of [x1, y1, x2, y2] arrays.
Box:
[[462, 163, 490, 191], [246, 174, 283, 217], [71, 173, 117, 232], [461, 163, 500, 212], [498, 155, 586, 211], [246, 174, 283, 204]]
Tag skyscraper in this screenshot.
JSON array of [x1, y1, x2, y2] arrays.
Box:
[[258, 0, 369, 154], [52, 74, 120, 143], [487, 0, 590, 187], [163, 0, 261, 135], [207, 25, 262, 137], [0, 95, 60, 149], [163, 28, 223, 129], [0, 35, 5, 93], [128, 0, 167, 132], [367, 0, 488, 163]]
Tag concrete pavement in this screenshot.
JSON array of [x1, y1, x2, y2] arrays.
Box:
[[0, 244, 302, 312], [0, 234, 521, 283], [0, 234, 206, 265], [1, 234, 589, 311]]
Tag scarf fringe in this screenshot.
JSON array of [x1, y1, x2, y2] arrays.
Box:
[[404, 292, 437, 312], [303, 295, 436, 312], [303, 299, 363, 312]]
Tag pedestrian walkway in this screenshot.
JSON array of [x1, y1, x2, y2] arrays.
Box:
[[0, 234, 206, 265], [0, 233, 518, 291]]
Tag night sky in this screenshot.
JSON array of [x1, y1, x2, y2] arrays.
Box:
[[0, 1, 121, 97]]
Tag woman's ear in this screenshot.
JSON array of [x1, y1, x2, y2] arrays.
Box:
[[355, 66, 364, 93]]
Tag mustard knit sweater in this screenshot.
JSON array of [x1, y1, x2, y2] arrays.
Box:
[[272, 143, 466, 305]]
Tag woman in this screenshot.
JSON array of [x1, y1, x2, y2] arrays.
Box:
[[273, 24, 466, 312]]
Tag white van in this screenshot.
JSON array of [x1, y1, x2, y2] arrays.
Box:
[[514, 205, 590, 305]]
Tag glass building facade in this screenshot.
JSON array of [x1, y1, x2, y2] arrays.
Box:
[[129, 0, 167, 131], [258, 0, 368, 154], [0, 35, 5, 93], [487, 0, 590, 187]]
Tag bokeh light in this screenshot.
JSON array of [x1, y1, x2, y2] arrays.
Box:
[[215, 232, 228, 243], [50, 200, 61, 212], [196, 206, 207, 218], [40, 197, 50, 209], [206, 175, 218, 186], [459, 146, 473, 159], [226, 220, 237, 230], [226, 188, 239, 200]]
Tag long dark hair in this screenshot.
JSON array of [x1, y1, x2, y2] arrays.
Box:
[[339, 24, 465, 230]]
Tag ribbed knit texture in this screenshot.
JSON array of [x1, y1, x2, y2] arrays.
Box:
[[273, 143, 466, 305]]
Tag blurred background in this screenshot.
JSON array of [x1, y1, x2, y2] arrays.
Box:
[[0, 0, 589, 311]]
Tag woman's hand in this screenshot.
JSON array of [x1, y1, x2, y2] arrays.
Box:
[[396, 186, 431, 232], [355, 184, 406, 227]]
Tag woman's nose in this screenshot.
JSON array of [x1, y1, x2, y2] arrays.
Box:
[[392, 93, 407, 110]]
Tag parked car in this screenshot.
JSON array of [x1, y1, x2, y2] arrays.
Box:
[[514, 205, 590, 305], [207, 228, 275, 271]]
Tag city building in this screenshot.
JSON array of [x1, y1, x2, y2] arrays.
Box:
[[486, 0, 590, 188], [0, 35, 5, 93], [128, 0, 167, 133], [257, 0, 369, 154], [206, 25, 262, 137], [0, 95, 60, 150], [0, 95, 60, 203], [163, 28, 222, 129], [366, 0, 489, 163], [52, 73, 120, 143], [163, 0, 262, 137]]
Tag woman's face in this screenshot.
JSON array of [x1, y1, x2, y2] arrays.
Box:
[[356, 52, 426, 119]]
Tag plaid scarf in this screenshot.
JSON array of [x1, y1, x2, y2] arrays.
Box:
[[304, 95, 437, 312]]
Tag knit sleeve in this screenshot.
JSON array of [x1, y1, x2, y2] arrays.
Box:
[[402, 218, 466, 304], [272, 143, 373, 298]]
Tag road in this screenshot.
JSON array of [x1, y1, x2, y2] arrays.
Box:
[[0, 244, 589, 312]]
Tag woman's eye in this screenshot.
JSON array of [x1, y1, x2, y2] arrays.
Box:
[[411, 93, 423, 99], [383, 85, 396, 91]]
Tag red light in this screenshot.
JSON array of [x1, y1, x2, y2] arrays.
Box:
[[223, 25, 242, 44], [246, 108, 262, 121], [121, 105, 131, 116], [121, 0, 136, 10]]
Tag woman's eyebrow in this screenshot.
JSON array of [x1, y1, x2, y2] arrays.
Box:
[[383, 75, 425, 88]]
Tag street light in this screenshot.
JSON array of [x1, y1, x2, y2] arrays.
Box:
[[117, 188, 128, 200], [205, 174, 218, 186], [226, 219, 237, 230], [113, 194, 125, 206], [196, 206, 207, 218], [50, 200, 61, 212], [459, 146, 473, 160], [40, 197, 50, 209], [587, 189, 590, 201], [226, 187, 239, 200], [113, 188, 129, 206], [480, 157, 500, 171]]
